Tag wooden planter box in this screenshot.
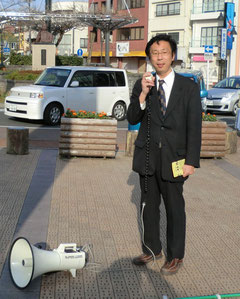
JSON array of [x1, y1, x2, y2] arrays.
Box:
[[59, 118, 117, 158], [201, 121, 227, 158]]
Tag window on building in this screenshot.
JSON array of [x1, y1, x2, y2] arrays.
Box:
[[154, 32, 179, 44], [117, 0, 144, 10], [90, 2, 98, 13], [58, 34, 71, 55], [102, 1, 106, 12], [90, 27, 98, 43], [203, 0, 225, 12], [117, 27, 144, 41], [9, 42, 16, 49], [156, 2, 180, 16], [80, 38, 88, 48], [201, 27, 218, 47], [169, 32, 179, 44]]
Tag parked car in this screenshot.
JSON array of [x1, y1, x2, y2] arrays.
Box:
[[206, 76, 240, 116], [4, 66, 130, 125], [175, 69, 208, 112]]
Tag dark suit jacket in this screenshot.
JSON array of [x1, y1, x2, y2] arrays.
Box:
[[127, 72, 202, 183]]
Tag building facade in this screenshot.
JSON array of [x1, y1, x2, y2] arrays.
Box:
[[50, 0, 239, 84], [190, 0, 239, 86], [52, 1, 89, 56], [147, 0, 193, 72], [88, 0, 149, 73]]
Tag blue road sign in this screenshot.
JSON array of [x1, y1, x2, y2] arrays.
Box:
[[77, 48, 83, 57], [3, 47, 10, 54], [204, 45, 213, 54]]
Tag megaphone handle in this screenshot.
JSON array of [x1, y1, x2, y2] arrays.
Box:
[[56, 243, 77, 252]]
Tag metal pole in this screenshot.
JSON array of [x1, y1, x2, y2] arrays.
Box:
[[105, 0, 111, 67], [0, 27, 3, 67], [206, 58, 209, 90], [28, 0, 32, 53]]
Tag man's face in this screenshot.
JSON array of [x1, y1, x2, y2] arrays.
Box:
[[149, 40, 175, 78]]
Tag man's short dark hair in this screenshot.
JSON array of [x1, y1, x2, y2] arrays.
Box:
[[145, 34, 177, 58]]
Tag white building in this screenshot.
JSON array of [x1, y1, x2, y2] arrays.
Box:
[[148, 0, 193, 71], [52, 0, 88, 56], [148, 0, 239, 86]]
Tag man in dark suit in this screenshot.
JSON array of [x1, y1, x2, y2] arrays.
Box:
[[127, 34, 202, 275]]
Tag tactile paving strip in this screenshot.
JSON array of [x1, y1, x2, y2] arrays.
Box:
[[40, 152, 240, 298], [0, 149, 41, 275]]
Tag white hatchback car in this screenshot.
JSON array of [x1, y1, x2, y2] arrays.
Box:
[[4, 66, 130, 125], [207, 76, 240, 115]]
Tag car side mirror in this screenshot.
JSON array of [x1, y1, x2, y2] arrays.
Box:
[[200, 90, 208, 98], [70, 81, 79, 87]]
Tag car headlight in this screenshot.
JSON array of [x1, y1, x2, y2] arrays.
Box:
[[30, 93, 44, 99]]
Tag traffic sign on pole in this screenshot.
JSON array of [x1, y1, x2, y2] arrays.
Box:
[[3, 47, 10, 54], [204, 45, 213, 54], [77, 48, 83, 57]]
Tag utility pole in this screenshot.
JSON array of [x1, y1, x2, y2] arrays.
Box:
[[105, 0, 111, 67], [45, 0, 52, 32], [28, 0, 32, 53], [0, 28, 3, 68]]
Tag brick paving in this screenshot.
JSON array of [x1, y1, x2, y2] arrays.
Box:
[[0, 127, 240, 298]]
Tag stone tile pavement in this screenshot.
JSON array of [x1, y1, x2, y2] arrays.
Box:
[[0, 129, 240, 298]]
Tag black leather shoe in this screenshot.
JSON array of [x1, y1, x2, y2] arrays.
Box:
[[132, 252, 163, 266]]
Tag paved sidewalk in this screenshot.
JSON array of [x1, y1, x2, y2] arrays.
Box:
[[0, 132, 240, 298]]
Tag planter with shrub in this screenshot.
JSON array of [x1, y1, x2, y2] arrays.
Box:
[[59, 109, 117, 158]]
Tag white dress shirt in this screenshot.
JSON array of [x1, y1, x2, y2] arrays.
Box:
[[140, 69, 175, 110]]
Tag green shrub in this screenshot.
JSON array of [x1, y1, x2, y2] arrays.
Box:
[[9, 52, 32, 65], [56, 55, 83, 66], [5, 70, 42, 81]]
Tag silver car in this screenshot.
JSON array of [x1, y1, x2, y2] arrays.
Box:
[[207, 76, 240, 115]]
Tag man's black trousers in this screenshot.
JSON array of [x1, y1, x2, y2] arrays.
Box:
[[139, 161, 186, 261]]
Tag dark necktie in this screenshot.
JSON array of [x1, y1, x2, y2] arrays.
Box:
[[158, 80, 166, 115]]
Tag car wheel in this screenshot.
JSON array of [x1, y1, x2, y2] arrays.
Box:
[[232, 101, 239, 116], [44, 103, 62, 126], [112, 101, 126, 121]]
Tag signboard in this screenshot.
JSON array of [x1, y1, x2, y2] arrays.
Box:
[[204, 45, 213, 61], [3, 47, 10, 54], [77, 48, 83, 57], [225, 2, 235, 50], [204, 45, 213, 54], [221, 28, 227, 60], [204, 53, 213, 61], [116, 42, 129, 57]]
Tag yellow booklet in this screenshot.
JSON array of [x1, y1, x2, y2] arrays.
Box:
[[172, 159, 185, 178]]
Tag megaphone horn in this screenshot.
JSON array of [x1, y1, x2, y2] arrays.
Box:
[[9, 237, 88, 289]]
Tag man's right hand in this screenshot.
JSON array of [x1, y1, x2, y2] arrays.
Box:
[[140, 72, 155, 104]]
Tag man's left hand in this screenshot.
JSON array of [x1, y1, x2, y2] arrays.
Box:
[[182, 164, 195, 177]]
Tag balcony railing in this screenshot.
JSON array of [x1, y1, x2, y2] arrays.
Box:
[[192, 3, 224, 14], [190, 38, 218, 48]]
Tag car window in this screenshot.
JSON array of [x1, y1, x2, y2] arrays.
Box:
[[214, 77, 240, 89], [233, 79, 240, 89], [70, 71, 93, 87], [35, 68, 71, 87], [115, 71, 125, 86]]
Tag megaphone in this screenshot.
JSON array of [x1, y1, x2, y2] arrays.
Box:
[[9, 237, 88, 289]]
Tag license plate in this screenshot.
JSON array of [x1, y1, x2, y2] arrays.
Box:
[[9, 104, 17, 112], [206, 100, 213, 106]]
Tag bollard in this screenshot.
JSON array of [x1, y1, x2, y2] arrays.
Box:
[[125, 122, 140, 156], [235, 108, 240, 131], [7, 127, 29, 155]]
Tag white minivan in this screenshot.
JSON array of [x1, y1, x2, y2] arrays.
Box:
[[4, 66, 130, 125]]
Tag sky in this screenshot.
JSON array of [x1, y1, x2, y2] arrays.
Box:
[[0, 0, 89, 13]]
